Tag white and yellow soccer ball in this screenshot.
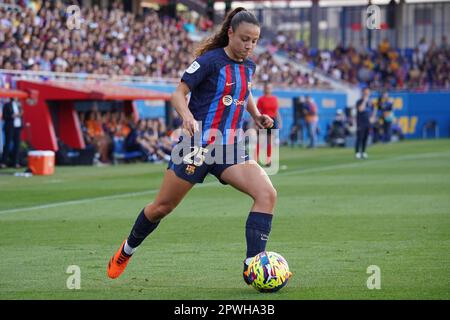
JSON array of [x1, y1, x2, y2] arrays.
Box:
[[247, 251, 291, 293]]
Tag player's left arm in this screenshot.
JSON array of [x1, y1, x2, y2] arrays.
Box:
[[247, 92, 274, 129]]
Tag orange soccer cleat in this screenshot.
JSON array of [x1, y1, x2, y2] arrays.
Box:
[[243, 261, 252, 285], [107, 239, 132, 279]]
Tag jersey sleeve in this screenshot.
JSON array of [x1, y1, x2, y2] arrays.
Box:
[[181, 55, 211, 91]]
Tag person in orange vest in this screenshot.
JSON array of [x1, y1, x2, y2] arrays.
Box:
[[304, 95, 319, 148], [256, 82, 282, 166]]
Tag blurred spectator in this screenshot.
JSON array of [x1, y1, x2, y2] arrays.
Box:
[[326, 109, 349, 147], [289, 124, 300, 147], [85, 109, 112, 164], [124, 118, 171, 163], [391, 118, 405, 141], [355, 88, 376, 159], [377, 91, 395, 142], [113, 112, 132, 139], [304, 95, 319, 149], [1, 97, 23, 168], [78, 111, 96, 153]]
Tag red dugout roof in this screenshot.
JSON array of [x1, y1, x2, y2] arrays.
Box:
[[17, 80, 171, 101], [16, 80, 171, 152]]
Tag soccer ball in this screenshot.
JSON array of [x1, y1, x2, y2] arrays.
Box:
[[247, 251, 291, 293]]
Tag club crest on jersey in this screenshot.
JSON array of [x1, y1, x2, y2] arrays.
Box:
[[186, 61, 200, 74], [222, 95, 233, 106], [185, 165, 196, 175]]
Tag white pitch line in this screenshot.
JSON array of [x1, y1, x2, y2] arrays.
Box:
[[0, 150, 448, 216], [0, 180, 217, 216], [275, 150, 450, 177], [0, 190, 156, 215]]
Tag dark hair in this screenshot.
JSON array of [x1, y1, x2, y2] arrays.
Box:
[[195, 7, 260, 57]]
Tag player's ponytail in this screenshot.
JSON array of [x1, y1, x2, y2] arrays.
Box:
[[195, 7, 259, 57]]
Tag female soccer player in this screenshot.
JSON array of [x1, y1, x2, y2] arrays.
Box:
[[107, 7, 290, 285]]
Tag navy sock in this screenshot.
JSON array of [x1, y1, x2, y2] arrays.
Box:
[[126, 209, 160, 249], [245, 211, 273, 259]]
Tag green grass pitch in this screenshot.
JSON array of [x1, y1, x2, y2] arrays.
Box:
[[0, 140, 449, 300]]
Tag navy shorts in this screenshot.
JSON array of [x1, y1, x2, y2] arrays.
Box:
[[168, 142, 249, 184]]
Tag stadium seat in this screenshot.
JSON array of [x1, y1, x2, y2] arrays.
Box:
[[112, 137, 143, 164]]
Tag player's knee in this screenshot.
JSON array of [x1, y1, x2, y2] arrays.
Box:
[[255, 186, 277, 209], [157, 203, 175, 217], [147, 202, 175, 221], [267, 186, 277, 206]]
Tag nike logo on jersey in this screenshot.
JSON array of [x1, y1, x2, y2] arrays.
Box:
[[225, 82, 235, 86]]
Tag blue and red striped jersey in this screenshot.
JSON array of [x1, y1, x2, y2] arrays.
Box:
[[181, 48, 256, 145]]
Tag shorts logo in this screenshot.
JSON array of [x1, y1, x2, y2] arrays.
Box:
[[186, 61, 200, 74], [222, 95, 233, 106], [185, 165, 196, 175]]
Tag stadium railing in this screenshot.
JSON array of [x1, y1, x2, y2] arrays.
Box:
[[0, 69, 179, 86]]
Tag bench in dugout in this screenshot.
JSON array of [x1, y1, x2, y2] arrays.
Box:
[[112, 137, 144, 164]]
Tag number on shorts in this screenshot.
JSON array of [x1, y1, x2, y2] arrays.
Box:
[[183, 146, 208, 166]]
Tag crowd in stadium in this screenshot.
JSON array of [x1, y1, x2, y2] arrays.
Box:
[[272, 30, 450, 91], [0, 0, 329, 88], [0, 0, 198, 78], [252, 51, 331, 89], [1, 0, 449, 91]]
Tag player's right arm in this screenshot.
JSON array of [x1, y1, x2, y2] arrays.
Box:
[[174, 55, 212, 136], [248, 92, 273, 129], [170, 82, 198, 137]]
